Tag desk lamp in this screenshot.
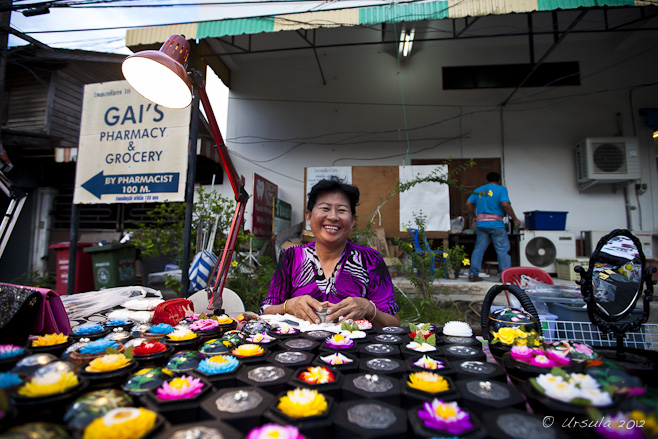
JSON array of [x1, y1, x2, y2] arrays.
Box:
[[122, 35, 249, 312]]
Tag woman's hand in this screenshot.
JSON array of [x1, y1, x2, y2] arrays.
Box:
[[326, 297, 375, 323], [285, 296, 327, 324]]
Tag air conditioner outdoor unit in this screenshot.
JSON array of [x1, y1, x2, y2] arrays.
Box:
[[520, 230, 576, 274], [576, 137, 641, 185]]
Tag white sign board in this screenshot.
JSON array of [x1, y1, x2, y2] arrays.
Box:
[[73, 80, 191, 204], [305, 167, 352, 201], [399, 165, 450, 231]]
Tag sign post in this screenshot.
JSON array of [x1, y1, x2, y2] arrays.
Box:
[[74, 80, 191, 205]]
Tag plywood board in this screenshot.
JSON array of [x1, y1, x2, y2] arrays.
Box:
[[352, 166, 403, 238]]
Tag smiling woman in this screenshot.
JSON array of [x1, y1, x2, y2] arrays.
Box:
[[260, 176, 400, 327]]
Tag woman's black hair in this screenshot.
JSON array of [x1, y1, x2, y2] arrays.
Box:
[[307, 176, 360, 214]]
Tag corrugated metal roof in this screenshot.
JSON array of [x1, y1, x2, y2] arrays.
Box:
[[273, 10, 359, 32], [359, 1, 450, 24], [198, 17, 273, 39], [126, 0, 645, 47], [126, 23, 198, 47]]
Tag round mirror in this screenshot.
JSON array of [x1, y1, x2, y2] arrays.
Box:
[[576, 229, 653, 338], [591, 234, 643, 319]]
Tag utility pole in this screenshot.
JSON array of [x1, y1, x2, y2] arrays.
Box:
[[1, 0, 10, 134]]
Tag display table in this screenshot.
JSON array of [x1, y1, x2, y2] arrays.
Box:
[[1, 312, 656, 439]]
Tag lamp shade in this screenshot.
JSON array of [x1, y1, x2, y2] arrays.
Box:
[[122, 35, 193, 109]]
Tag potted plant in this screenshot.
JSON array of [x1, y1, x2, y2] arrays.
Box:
[[441, 245, 470, 279]]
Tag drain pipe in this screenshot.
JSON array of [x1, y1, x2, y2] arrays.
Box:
[[623, 183, 633, 229]]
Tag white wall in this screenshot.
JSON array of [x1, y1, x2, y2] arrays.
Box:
[[208, 18, 658, 242]]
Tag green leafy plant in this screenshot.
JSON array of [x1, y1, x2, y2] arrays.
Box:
[[130, 187, 236, 267], [227, 254, 275, 312], [440, 244, 470, 278], [393, 212, 439, 302]]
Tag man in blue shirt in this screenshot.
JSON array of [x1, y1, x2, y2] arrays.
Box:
[[465, 172, 521, 282]]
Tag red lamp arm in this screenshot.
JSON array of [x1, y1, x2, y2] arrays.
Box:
[[191, 72, 250, 310]]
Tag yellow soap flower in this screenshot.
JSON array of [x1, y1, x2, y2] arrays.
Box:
[[85, 354, 131, 373], [631, 410, 658, 435], [232, 344, 264, 357], [277, 388, 328, 418], [83, 407, 157, 439], [18, 371, 79, 397], [32, 333, 69, 347], [215, 316, 234, 325], [407, 372, 449, 394], [167, 328, 197, 341], [492, 327, 518, 345]]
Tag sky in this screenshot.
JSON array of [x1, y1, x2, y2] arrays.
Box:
[[8, 0, 390, 54], [8, 0, 390, 134]]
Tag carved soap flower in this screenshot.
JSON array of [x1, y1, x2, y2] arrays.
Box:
[[298, 366, 335, 385], [406, 341, 437, 353], [352, 320, 373, 330], [32, 333, 69, 347], [18, 371, 79, 397], [148, 324, 174, 335], [324, 334, 354, 349], [190, 319, 220, 332], [106, 317, 132, 327], [409, 323, 434, 339], [273, 326, 299, 335], [277, 388, 327, 418], [166, 328, 198, 341], [319, 353, 353, 365], [594, 412, 644, 439], [73, 323, 104, 336], [247, 333, 276, 344], [232, 343, 265, 358], [197, 355, 240, 375], [83, 407, 157, 439], [407, 331, 437, 353], [443, 321, 473, 337], [86, 354, 131, 373], [185, 313, 201, 322], [246, 423, 306, 439], [215, 315, 234, 325], [133, 342, 167, 356], [512, 345, 570, 368], [510, 345, 536, 362], [407, 371, 450, 394], [155, 375, 204, 400], [0, 344, 25, 359], [531, 369, 613, 406], [0, 372, 22, 389], [79, 339, 121, 355], [413, 355, 445, 370], [418, 399, 473, 435]]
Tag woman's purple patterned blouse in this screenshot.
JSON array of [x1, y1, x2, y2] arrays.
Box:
[[260, 241, 399, 315]]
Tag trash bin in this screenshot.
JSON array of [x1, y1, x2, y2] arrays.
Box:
[[84, 243, 137, 290], [49, 242, 95, 295]]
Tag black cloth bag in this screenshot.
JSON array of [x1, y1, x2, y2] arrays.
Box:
[[0, 284, 43, 346]]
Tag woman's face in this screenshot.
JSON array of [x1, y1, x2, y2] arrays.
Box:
[[305, 191, 356, 250]]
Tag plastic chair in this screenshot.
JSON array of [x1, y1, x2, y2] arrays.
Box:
[[188, 288, 245, 315], [500, 266, 553, 306], [408, 228, 441, 276], [500, 267, 554, 287]]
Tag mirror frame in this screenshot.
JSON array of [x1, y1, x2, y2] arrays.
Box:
[[575, 228, 655, 339]]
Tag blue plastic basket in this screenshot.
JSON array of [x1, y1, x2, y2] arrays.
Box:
[[523, 211, 568, 230]]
